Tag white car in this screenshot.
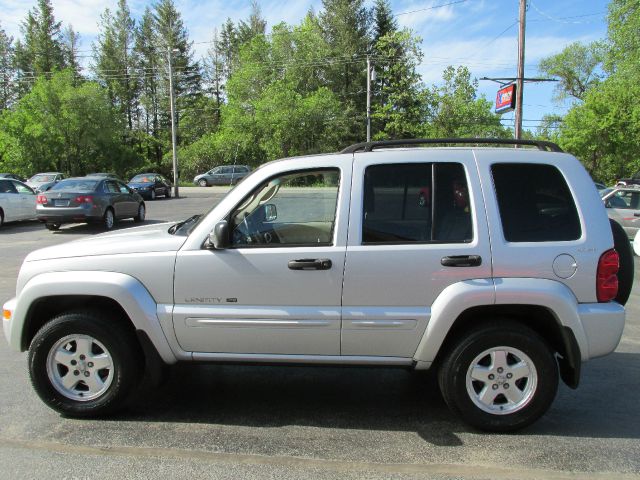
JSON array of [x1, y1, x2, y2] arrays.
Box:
[[0, 178, 37, 226]]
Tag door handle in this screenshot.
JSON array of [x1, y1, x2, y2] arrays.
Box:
[[288, 258, 332, 270], [441, 255, 482, 267]]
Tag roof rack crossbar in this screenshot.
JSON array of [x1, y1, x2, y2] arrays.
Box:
[[340, 138, 563, 154]]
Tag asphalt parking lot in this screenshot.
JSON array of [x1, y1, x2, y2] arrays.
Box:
[[0, 186, 639, 480]]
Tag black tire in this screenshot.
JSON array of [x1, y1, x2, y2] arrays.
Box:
[[610, 219, 634, 305], [45, 223, 61, 231], [198, 178, 208, 187], [103, 208, 115, 230], [0, 208, 4, 227], [438, 321, 558, 432], [28, 310, 142, 417], [133, 203, 145, 223], [165, 188, 171, 199]]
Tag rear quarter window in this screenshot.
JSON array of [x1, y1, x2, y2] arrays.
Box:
[[491, 163, 581, 242]]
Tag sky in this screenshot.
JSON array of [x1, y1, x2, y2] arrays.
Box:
[[0, 0, 612, 133]]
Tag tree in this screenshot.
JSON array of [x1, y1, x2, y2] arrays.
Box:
[[0, 22, 16, 111], [319, 0, 370, 141], [372, 0, 397, 46], [0, 70, 133, 177], [425, 66, 508, 138], [371, 30, 427, 140], [94, 0, 138, 130], [62, 25, 81, 80], [237, 1, 267, 45], [538, 42, 604, 102]]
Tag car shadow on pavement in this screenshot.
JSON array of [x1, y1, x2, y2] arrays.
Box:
[[122, 364, 465, 446], [117, 351, 640, 444]]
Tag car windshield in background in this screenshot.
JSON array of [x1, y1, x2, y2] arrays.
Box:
[[131, 175, 153, 183], [30, 174, 56, 182], [50, 179, 98, 192]]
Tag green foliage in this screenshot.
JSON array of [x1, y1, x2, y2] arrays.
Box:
[[538, 42, 604, 102], [424, 66, 509, 138], [0, 70, 135, 177]]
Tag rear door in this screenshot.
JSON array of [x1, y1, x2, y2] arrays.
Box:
[[341, 150, 492, 357], [0, 179, 20, 221], [11, 181, 36, 219]]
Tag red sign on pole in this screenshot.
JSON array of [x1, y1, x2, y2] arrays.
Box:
[[495, 84, 516, 113]]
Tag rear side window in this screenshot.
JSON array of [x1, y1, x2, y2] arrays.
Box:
[[362, 163, 472, 244], [491, 163, 581, 242]]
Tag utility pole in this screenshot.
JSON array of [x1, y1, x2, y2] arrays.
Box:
[[515, 0, 527, 140], [168, 47, 180, 198], [366, 55, 371, 142]]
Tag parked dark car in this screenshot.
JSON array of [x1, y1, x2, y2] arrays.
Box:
[[127, 173, 172, 200], [193, 165, 250, 186], [86, 173, 121, 180], [616, 171, 640, 186], [36, 177, 145, 231], [0, 173, 27, 183]]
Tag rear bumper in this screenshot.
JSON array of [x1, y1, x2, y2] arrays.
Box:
[[578, 302, 625, 359], [36, 206, 103, 223]]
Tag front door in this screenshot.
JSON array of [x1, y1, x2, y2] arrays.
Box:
[[173, 166, 349, 355]]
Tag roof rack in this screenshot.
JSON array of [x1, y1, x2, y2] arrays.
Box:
[[340, 138, 563, 154]]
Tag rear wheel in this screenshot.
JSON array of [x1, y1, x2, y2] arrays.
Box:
[[45, 223, 61, 231], [28, 310, 142, 417], [103, 208, 115, 230], [438, 321, 558, 432]]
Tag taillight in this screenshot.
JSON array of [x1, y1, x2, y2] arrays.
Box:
[[597, 249, 619, 302], [75, 195, 93, 204], [36, 194, 47, 204]]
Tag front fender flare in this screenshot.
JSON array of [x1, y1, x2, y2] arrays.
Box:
[[10, 270, 176, 364]]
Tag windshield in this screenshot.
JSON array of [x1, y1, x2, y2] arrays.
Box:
[[30, 174, 56, 182], [50, 179, 98, 192], [131, 175, 154, 183]]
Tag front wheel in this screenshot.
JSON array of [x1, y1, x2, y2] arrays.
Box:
[[438, 321, 558, 432], [198, 179, 208, 187], [28, 311, 142, 417]]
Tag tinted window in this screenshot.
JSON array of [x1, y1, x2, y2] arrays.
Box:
[[0, 179, 17, 193], [492, 163, 581, 242], [607, 190, 640, 209], [362, 163, 472, 244], [50, 179, 98, 192]]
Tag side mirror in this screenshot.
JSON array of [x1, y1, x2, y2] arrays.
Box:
[[207, 220, 229, 250], [264, 203, 277, 222]]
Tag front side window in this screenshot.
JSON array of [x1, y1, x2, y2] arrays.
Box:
[[12, 181, 34, 194], [606, 190, 640, 209], [230, 169, 340, 247], [362, 163, 472, 244], [492, 163, 581, 242]]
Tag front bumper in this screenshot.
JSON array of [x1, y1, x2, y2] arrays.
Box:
[[2, 297, 16, 348]]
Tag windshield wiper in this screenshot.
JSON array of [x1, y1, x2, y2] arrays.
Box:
[[168, 214, 202, 235]]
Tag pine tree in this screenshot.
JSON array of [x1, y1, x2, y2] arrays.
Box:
[[372, 0, 397, 46], [218, 19, 239, 81], [62, 25, 81, 80], [29, 0, 65, 75], [205, 28, 224, 123], [319, 0, 370, 141], [0, 22, 16, 110], [134, 7, 162, 164], [94, 0, 138, 130], [238, 1, 267, 45]]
